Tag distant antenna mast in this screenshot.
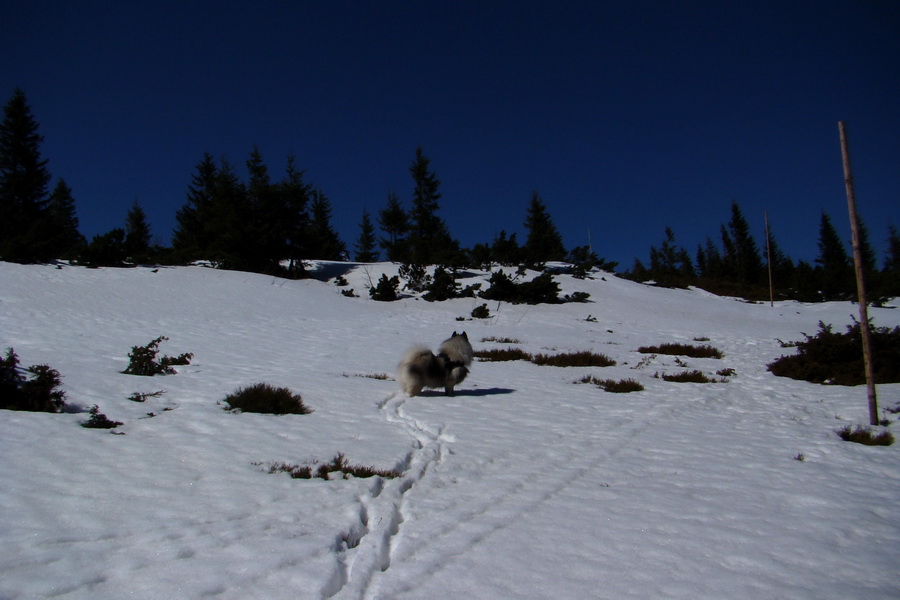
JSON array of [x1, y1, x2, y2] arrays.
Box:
[[838, 121, 878, 426], [764, 211, 774, 307], [587, 229, 592, 254]]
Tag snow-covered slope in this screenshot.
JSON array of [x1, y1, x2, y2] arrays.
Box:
[[1, 261, 898, 599]]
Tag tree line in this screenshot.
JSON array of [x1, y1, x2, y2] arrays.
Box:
[[2, 88, 897, 302], [1, 89, 593, 276], [628, 202, 900, 302]]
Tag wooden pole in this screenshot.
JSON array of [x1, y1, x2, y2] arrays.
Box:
[[838, 121, 878, 425], [765, 211, 774, 307]]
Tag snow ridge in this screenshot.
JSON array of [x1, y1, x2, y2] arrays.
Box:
[[323, 392, 452, 599]]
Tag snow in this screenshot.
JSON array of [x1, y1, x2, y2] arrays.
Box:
[[1, 260, 898, 600]]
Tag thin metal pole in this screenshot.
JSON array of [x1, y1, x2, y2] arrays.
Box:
[[838, 121, 878, 425]]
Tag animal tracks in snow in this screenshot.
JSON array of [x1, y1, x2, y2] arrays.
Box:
[[323, 392, 452, 599]]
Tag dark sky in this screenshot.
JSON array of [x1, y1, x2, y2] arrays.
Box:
[[3, 1, 898, 269]]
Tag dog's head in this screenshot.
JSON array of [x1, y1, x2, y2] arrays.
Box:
[[451, 331, 468, 341]]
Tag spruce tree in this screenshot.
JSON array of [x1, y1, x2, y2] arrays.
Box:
[[307, 189, 346, 260], [491, 230, 522, 266], [815, 212, 853, 300], [523, 191, 566, 265], [280, 155, 311, 277], [354, 209, 379, 262], [173, 153, 218, 261], [124, 200, 152, 263], [208, 157, 251, 270], [696, 237, 725, 280], [43, 178, 85, 259], [407, 147, 457, 265], [764, 230, 794, 296], [378, 190, 409, 262], [883, 225, 900, 297], [245, 146, 285, 273], [0, 88, 53, 262], [856, 217, 884, 303], [722, 202, 762, 286], [648, 227, 693, 286]]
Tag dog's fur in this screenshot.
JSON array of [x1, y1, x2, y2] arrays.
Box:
[[397, 332, 474, 396]]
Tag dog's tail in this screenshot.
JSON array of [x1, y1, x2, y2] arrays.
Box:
[[396, 346, 435, 397]]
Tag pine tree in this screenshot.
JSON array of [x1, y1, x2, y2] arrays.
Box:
[[815, 212, 853, 300], [307, 189, 346, 260], [696, 237, 725, 280], [855, 217, 884, 303], [764, 230, 794, 297], [523, 191, 566, 265], [172, 153, 218, 261], [721, 202, 762, 286], [354, 209, 379, 262], [279, 154, 311, 277], [43, 178, 85, 259], [0, 88, 53, 262], [208, 157, 251, 270], [647, 227, 693, 286], [882, 224, 900, 297], [491, 230, 522, 266], [407, 147, 457, 265], [245, 146, 285, 273], [124, 200, 152, 263], [378, 190, 409, 262]]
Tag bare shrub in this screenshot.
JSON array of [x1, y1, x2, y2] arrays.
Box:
[[532, 351, 616, 367], [260, 453, 402, 480], [637, 343, 723, 359], [660, 370, 719, 383], [475, 348, 533, 362], [224, 383, 312, 415], [836, 425, 894, 446]]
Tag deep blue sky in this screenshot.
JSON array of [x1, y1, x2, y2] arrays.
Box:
[[3, 1, 898, 269]]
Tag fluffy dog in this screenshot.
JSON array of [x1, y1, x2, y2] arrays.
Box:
[[397, 332, 474, 397]]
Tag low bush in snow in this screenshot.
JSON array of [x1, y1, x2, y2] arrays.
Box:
[[767, 321, 900, 386], [532, 351, 616, 367], [474, 348, 532, 362], [369, 274, 400, 301], [836, 425, 894, 446], [658, 370, 721, 383], [576, 375, 645, 393], [224, 383, 312, 415], [480, 270, 565, 304], [481, 336, 522, 344], [471, 303, 491, 319], [637, 342, 724, 359], [81, 405, 123, 429], [123, 336, 193, 376], [260, 453, 402, 480], [0, 348, 67, 413]]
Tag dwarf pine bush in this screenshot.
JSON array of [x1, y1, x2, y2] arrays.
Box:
[[123, 336, 193, 376], [768, 321, 900, 385], [81, 405, 123, 429], [0, 348, 67, 413], [369, 274, 400, 301]]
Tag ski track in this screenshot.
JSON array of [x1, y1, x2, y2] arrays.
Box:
[[323, 392, 452, 599], [327, 371, 695, 600], [364, 389, 691, 598]]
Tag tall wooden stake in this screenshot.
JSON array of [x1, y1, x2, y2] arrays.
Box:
[[765, 211, 774, 307], [838, 121, 878, 425]]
